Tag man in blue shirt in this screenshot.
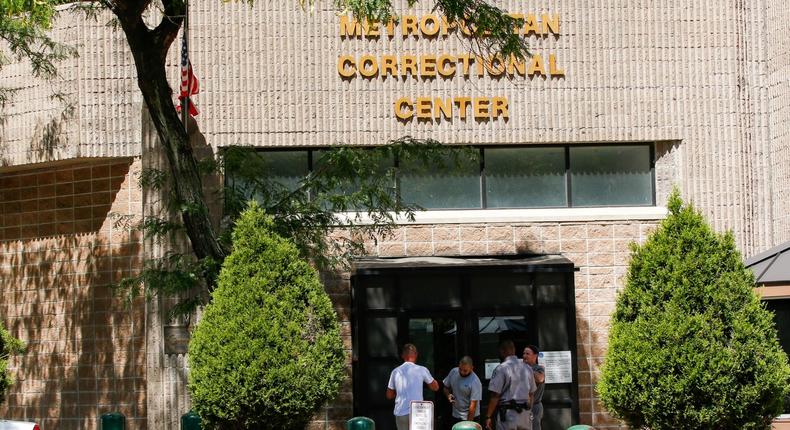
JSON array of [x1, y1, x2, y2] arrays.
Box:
[[443, 356, 483, 426]]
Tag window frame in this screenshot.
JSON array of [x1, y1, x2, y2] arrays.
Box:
[[230, 143, 657, 210]]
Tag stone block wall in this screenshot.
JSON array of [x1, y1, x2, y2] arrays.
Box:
[[0, 158, 146, 429], [312, 218, 660, 429]]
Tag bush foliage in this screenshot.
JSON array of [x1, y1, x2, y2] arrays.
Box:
[[188, 204, 346, 429], [0, 323, 23, 404], [597, 191, 790, 430]]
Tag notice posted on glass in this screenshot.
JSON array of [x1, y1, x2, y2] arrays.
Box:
[[409, 400, 434, 430], [539, 351, 573, 384]]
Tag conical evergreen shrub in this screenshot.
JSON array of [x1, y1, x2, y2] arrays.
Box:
[[597, 191, 790, 429], [188, 203, 346, 429]]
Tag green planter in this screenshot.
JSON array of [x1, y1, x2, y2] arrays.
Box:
[[452, 421, 482, 430], [181, 411, 201, 430], [567, 426, 594, 430], [346, 416, 375, 430], [100, 412, 125, 430]]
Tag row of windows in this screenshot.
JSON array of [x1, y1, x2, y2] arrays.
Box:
[[234, 144, 655, 209]]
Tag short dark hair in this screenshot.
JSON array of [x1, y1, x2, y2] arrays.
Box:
[[525, 345, 539, 355], [402, 343, 418, 356], [459, 356, 474, 366], [499, 339, 515, 353]]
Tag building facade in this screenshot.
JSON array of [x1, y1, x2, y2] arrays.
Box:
[[0, 0, 788, 428]]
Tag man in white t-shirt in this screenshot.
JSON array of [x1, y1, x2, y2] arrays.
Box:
[[386, 343, 440, 430]]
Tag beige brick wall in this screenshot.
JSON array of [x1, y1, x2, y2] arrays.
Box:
[[0, 159, 146, 429]]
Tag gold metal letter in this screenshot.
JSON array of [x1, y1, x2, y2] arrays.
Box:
[[549, 54, 565, 77], [542, 14, 560, 35], [402, 15, 418, 36], [394, 98, 414, 120], [401, 55, 418, 77], [416, 97, 433, 119], [337, 56, 356, 78], [492, 97, 509, 119], [473, 98, 490, 119], [340, 16, 362, 37], [434, 97, 452, 120], [437, 54, 457, 77], [381, 55, 398, 77], [527, 54, 546, 76], [420, 55, 437, 77], [454, 97, 471, 120]]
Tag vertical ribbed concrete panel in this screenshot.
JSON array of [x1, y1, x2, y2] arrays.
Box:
[[767, 0, 790, 245], [184, 0, 780, 255], [0, 8, 139, 167]]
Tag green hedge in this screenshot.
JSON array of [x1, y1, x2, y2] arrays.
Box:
[[0, 323, 23, 405], [188, 203, 346, 429], [597, 191, 790, 430]]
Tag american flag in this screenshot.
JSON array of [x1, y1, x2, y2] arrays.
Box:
[[177, 33, 199, 116]]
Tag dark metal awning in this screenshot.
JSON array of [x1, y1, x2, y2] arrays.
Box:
[[745, 241, 790, 285], [353, 254, 577, 275]]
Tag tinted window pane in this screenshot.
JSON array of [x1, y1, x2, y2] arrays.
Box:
[[366, 360, 399, 400], [312, 149, 396, 210], [485, 147, 566, 208], [542, 407, 573, 429], [470, 274, 533, 307], [570, 146, 652, 206], [367, 317, 398, 357], [539, 309, 569, 350], [542, 385, 572, 402], [400, 152, 480, 209], [536, 273, 567, 305], [259, 151, 309, 191], [401, 275, 461, 309], [765, 299, 790, 413], [363, 277, 396, 309]]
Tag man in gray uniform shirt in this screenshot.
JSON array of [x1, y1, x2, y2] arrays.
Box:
[[443, 356, 483, 426], [484, 340, 536, 430]]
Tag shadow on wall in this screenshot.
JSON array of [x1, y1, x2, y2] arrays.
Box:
[[0, 158, 146, 429]]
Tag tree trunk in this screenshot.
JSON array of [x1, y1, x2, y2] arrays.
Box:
[[118, 16, 226, 288]]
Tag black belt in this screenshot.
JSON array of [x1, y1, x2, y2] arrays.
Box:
[[497, 400, 530, 420]]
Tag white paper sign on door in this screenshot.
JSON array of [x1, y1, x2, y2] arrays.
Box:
[[539, 350, 573, 384], [410, 400, 434, 430], [484, 359, 500, 380]]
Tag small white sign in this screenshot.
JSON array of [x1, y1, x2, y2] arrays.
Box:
[[484, 359, 500, 380], [410, 400, 434, 430], [539, 351, 573, 384]]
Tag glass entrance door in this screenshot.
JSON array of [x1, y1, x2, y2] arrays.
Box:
[[352, 258, 578, 430], [407, 316, 462, 429]]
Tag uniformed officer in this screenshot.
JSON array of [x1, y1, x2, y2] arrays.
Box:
[[484, 340, 536, 430]]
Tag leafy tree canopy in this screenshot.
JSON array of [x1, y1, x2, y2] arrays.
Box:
[[597, 190, 790, 430]]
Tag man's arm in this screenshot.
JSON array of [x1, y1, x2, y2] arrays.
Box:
[[467, 400, 478, 421], [427, 379, 439, 391], [386, 388, 396, 400], [443, 386, 454, 403], [485, 392, 501, 430]]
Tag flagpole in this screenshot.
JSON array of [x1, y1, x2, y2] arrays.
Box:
[[181, 0, 189, 134]]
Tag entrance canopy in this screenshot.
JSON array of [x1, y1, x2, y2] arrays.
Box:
[[354, 255, 577, 273], [745, 241, 790, 285]]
